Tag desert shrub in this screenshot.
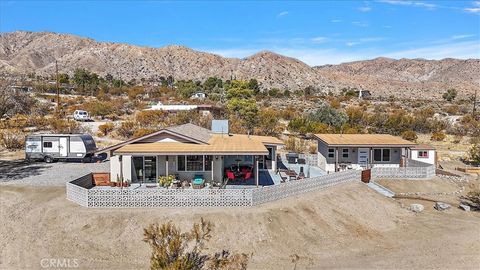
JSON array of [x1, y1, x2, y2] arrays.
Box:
[[442, 88, 457, 102], [135, 110, 167, 128], [143, 219, 249, 270], [401, 130, 418, 142], [468, 143, 480, 165], [430, 132, 446, 141], [0, 129, 25, 150], [117, 121, 136, 138], [84, 100, 115, 118], [461, 190, 480, 211], [133, 128, 156, 138], [51, 119, 82, 134], [452, 135, 463, 144], [308, 144, 318, 154], [98, 122, 115, 136]]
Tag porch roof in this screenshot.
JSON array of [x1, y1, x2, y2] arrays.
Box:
[[113, 134, 275, 155], [314, 134, 416, 147]]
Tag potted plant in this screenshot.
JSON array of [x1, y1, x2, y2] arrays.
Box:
[[158, 175, 175, 188]]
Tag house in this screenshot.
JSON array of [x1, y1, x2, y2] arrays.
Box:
[[314, 134, 417, 173], [408, 144, 436, 166], [190, 91, 207, 99], [99, 121, 283, 185], [355, 90, 372, 99]]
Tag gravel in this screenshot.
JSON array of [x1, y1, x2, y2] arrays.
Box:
[[0, 160, 110, 186]]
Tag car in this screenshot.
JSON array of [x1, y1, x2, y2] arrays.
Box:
[[73, 110, 91, 121]]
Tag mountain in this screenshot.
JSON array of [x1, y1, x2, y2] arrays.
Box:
[[1, 31, 478, 99]]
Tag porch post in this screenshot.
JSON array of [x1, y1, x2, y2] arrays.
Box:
[[335, 147, 339, 172], [165, 156, 169, 176], [211, 158, 214, 182], [369, 148, 373, 169], [255, 158, 259, 187]]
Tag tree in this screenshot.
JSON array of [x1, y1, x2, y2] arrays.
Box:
[[308, 103, 347, 128], [58, 73, 70, 84], [73, 68, 90, 92], [176, 80, 199, 98], [247, 79, 259, 94], [143, 219, 249, 270], [256, 108, 281, 136], [203, 77, 223, 92], [442, 88, 457, 102]]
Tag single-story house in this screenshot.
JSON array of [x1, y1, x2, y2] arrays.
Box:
[[314, 134, 417, 173], [99, 122, 283, 185], [408, 144, 436, 166]]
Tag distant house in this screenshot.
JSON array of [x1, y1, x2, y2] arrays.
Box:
[[190, 92, 207, 99], [314, 134, 417, 173], [408, 144, 436, 166], [145, 102, 223, 116], [355, 90, 372, 99]]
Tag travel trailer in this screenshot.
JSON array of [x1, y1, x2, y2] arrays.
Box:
[[25, 134, 97, 163]]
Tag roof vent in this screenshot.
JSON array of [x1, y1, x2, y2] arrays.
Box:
[[211, 120, 229, 134]]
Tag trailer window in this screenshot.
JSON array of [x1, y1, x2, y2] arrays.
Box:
[[43, 142, 53, 148]]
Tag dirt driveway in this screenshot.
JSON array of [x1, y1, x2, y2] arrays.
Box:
[[0, 182, 479, 269]]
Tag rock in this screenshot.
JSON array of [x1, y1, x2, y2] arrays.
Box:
[[459, 204, 471, 211], [410, 204, 424, 213], [434, 202, 451, 211]]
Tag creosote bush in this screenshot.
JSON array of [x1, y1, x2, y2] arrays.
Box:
[[98, 122, 115, 136], [401, 130, 418, 142], [0, 129, 25, 150], [430, 132, 446, 142], [143, 218, 249, 270]]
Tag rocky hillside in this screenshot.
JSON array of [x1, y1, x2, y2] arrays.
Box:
[[1, 31, 478, 99]]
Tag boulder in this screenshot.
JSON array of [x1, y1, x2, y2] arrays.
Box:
[[410, 204, 424, 213], [434, 202, 451, 211], [459, 204, 471, 211]]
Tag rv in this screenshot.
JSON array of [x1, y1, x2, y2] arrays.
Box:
[[25, 134, 97, 163]]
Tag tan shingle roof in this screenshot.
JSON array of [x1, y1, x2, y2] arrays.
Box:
[[314, 134, 416, 147], [114, 134, 283, 155]]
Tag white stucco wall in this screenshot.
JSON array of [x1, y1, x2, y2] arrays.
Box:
[[110, 155, 121, 182], [410, 149, 436, 165], [122, 155, 133, 182]]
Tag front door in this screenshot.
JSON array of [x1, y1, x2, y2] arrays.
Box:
[[59, 137, 68, 157], [358, 148, 369, 168]]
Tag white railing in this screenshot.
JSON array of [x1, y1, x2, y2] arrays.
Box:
[[66, 170, 361, 208], [372, 159, 435, 179]]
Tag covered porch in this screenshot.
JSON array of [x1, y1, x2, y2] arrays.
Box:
[[109, 146, 279, 188]]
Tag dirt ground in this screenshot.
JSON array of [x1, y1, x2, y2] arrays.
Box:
[[1, 182, 479, 270]]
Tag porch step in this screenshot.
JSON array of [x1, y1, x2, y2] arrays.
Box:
[[367, 182, 395, 198]]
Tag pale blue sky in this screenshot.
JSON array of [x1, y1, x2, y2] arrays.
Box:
[[1, 0, 479, 65]]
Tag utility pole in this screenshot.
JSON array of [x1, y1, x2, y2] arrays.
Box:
[[473, 88, 478, 120], [55, 60, 60, 117]]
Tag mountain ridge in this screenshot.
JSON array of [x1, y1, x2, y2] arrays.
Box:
[[1, 31, 479, 99]]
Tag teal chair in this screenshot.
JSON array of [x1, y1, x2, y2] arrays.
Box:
[[193, 174, 205, 188]]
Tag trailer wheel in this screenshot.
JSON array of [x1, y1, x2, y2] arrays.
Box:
[[44, 156, 54, 163]]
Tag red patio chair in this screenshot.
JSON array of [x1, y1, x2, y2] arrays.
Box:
[[244, 171, 252, 180], [227, 171, 235, 181]]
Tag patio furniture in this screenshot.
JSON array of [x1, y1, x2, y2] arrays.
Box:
[[286, 153, 298, 164], [297, 158, 306, 165], [193, 174, 205, 189], [286, 170, 297, 181], [226, 171, 235, 181], [244, 171, 252, 180]]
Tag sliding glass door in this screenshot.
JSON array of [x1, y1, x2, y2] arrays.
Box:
[[132, 156, 157, 183]]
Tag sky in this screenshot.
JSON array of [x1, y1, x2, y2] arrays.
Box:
[[1, 0, 479, 66]]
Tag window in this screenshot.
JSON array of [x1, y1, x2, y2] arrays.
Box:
[[374, 148, 391, 162], [342, 148, 349, 158], [43, 142, 52, 148], [327, 148, 335, 158], [204, 155, 213, 171], [418, 151, 428, 158], [186, 155, 203, 171], [177, 155, 185, 171]]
